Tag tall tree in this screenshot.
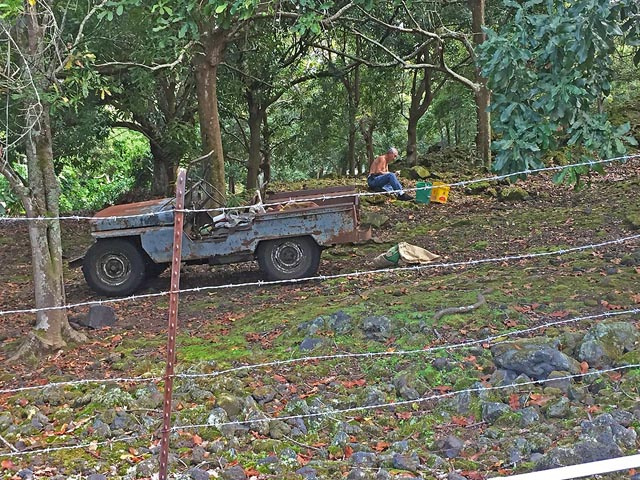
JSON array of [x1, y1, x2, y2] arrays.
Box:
[[103, 0, 357, 206], [0, 0, 93, 357], [469, 0, 491, 168], [322, 1, 492, 165], [405, 45, 437, 165]]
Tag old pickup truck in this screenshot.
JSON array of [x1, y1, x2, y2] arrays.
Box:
[[76, 186, 371, 296]]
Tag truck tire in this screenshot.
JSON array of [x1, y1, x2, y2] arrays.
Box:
[[82, 239, 147, 296], [257, 236, 321, 280]]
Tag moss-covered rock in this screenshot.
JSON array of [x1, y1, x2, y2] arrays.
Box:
[[407, 166, 431, 179], [624, 209, 640, 230], [499, 186, 530, 201], [577, 322, 640, 368], [361, 211, 390, 228], [465, 181, 492, 195]]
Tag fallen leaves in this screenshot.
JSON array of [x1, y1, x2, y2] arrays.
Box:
[[527, 393, 552, 407], [1, 460, 17, 471], [451, 416, 471, 427], [512, 303, 541, 313], [373, 441, 390, 452], [508, 393, 520, 410], [433, 385, 453, 394], [600, 300, 624, 310], [340, 378, 366, 389], [245, 328, 283, 348]]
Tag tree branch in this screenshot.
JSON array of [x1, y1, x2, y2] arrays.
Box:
[[0, 146, 32, 212], [94, 42, 194, 72], [55, 0, 110, 75]]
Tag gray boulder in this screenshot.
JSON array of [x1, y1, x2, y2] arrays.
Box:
[[221, 466, 247, 480], [78, 305, 117, 329], [347, 468, 368, 480], [580, 413, 637, 450], [578, 322, 640, 368], [188, 468, 210, 480], [492, 343, 580, 380], [299, 337, 324, 351], [362, 316, 392, 341], [392, 452, 420, 472], [535, 412, 636, 470], [295, 466, 318, 480], [361, 212, 390, 228], [519, 407, 540, 427], [207, 407, 229, 427], [507, 437, 532, 464], [0, 412, 13, 430], [328, 311, 353, 334], [545, 397, 571, 419], [448, 474, 467, 480], [350, 451, 378, 467], [216, 393, 243, 418], [481, 402, 510, 423], [136, 457, 158, 477], [252, 385, 277, 404], [434, 435, 464, 458], [17, 470, 34, 480]]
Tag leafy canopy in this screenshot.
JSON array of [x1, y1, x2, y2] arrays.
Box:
[[479, 0, 638, 185]]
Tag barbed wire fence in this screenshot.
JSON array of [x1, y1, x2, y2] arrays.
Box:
[[0, 158, 639, 479]]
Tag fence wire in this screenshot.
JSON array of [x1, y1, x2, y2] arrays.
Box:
[[1, 233, 638, 318]]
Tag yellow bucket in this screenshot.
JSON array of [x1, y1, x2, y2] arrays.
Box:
[[430, 181, 450, 204]]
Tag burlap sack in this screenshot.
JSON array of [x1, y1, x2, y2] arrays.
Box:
[[372, 242, 440, 268]]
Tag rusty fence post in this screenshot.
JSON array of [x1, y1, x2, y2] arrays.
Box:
[[158, 168, 187, 480]]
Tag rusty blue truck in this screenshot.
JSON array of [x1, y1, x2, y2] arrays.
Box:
[[76, 186, 371, 296]]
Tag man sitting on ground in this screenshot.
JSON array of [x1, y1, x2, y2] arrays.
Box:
[[367, 147, 413, 201]]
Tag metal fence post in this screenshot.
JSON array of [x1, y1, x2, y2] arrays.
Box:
[[158, 168, 187, 480]]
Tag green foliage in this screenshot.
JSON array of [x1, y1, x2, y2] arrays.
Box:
[[0, 0, 22, 19], [479, 0, 638, 184], [0, 162, 25, 215], [57, 129, 150, 212]]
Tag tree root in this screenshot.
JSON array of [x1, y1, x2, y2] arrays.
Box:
[[63, 321, 88, 343], [8, 333, 44, 363], [433, 292, 488, 322], [8, 324, 87, 363]]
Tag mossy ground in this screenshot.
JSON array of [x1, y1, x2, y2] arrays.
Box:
[[1, 163, 640, 478]]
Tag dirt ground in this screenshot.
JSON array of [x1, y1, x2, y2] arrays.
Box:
[[1, 162, 639, 388]]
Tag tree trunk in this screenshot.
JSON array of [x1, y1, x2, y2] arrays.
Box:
[[150, 141, 171, 196], [359, 116, 375, 168], [341, 62, 360, 177], [346, 127, 357, 177], [194, 31, 228, 207], [25, 107, 72, 350], [246, 90, 264, 191], [261, 115, 272, 184], [4, 3, 86, 359], [470, 0, 492, 169]]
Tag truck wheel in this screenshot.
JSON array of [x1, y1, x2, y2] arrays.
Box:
[[257, 236, 320, 280], [82, 239, 147, 296]]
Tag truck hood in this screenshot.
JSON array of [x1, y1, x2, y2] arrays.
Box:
[[92, 198, 175, 232]]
